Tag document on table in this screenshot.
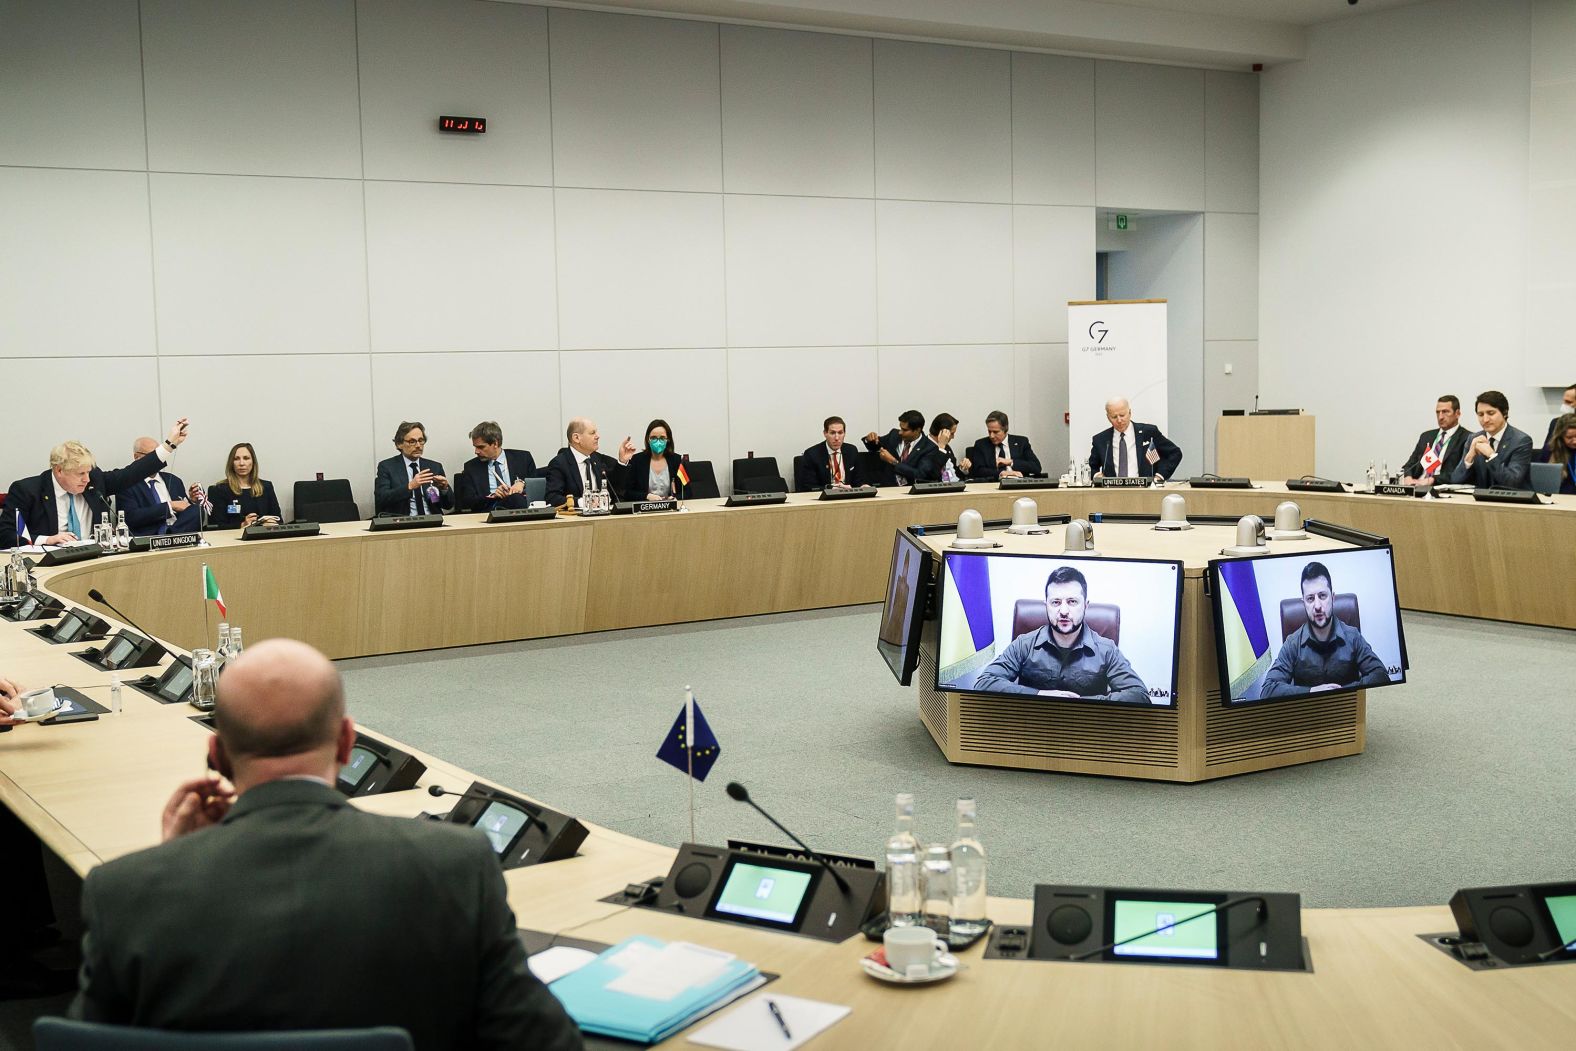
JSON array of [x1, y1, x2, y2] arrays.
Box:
[[528, 945, 598, 984], [687, 993, 850, 1050]]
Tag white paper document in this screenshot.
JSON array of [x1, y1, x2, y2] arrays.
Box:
[[686, 993, 850, 1050], [604, 941, 737, 1001], [527, 945, 598, 984]]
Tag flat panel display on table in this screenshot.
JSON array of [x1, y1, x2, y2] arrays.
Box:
[[877, 529, 931, 686], [935, 551, 1182, 707], [1209, 546, 1406, 705]]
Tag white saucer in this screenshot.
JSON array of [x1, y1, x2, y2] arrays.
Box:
[[860, 952, 960, 985], [7, 701, 68, 723]]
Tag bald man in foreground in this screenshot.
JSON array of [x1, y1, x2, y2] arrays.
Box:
[[69, 640, 583, 1049], [1088, 397, 1182, 482]]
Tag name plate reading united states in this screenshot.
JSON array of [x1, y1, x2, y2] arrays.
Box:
[[612, 499, 678, 515], [1094, 476, 1153, 488], [129, 533, 202, 552]]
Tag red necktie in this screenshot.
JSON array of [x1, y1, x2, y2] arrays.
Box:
[[832, 451, 843, 483]]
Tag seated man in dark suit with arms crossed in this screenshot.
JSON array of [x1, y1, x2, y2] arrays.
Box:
[[455, 420, 539, 513], [1400, 395, 1469, 484], [373, 421, 454, 517], [1258, 561, 1389, 698], [2, 418, 191, 548], [117, 436, 204, 536], [972, 566, 1148, 704], [862, 410, 935, 487], [1087, 398, 1181, 482], [797, 416, 865, 490], [544, 417, 636, 507], [1450, 389, 1534, 489], [69, 638, 582, 1050], [966, 410, 1043, 481]]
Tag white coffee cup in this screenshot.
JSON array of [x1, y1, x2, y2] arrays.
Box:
[[19, 687, 58, 718], [884, 925, 947, 979]]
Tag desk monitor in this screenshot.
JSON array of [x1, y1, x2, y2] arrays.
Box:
[[49, 608, 102, 644], [336, 733, 425, 797], [1209, 545, 1406, 706], [98, 631, 137, 668], [878, 529, 933, 685], [935, 551, 1182, 707], [476, 799, 532, 857], [1107, 894, 1224, 963], [155, 657, 194, 704], [705, 856, 820, 932]]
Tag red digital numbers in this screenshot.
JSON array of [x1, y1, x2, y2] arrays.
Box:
[[437, 115, 487, 135]]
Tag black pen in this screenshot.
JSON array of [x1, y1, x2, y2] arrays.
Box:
[[766, 998, 792, 1040]]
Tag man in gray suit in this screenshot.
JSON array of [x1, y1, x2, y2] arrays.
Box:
[[70, 639, 582, 1050], [1450, 389, 1534, 490]]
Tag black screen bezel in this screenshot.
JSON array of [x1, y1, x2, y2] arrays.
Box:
[[1534, 882, 1576, 960], [338, 745, 383, 790], [876, 529, 933, 686], [703, 854, 823, 932], [1207, 544, 1407, 707], [933, 550, 1184, 709], [155, 656, 194, 702], [50, 609, 88, 642], [100, 630, 137, 667], [472, 798, 533, 857]]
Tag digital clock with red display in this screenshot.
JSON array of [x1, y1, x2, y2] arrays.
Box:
[[438, 115, 486, 134]]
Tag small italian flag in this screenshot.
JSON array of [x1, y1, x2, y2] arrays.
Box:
[[203, 563, 226, 618]]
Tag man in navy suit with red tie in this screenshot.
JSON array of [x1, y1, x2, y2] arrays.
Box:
[[118, 436, 204, 536], [2, 419, 191, 548], [862, 410, 934, 487], [798, 416, 866, 490]]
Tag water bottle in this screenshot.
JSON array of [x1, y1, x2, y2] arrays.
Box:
[[229, 626, 243, 657], [216, 622, 232, 665], [110, 679, 122, 714], [1365, 461, 1377, 489], [191, 649, 218, 710], [920, 843, 954, 936], [114, 510, 131, 551], [949, 798, 989, 937], [885, 793, 921, 927], [95, 512, 112, 548]]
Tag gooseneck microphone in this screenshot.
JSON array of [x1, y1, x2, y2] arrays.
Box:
[[428, 785, 550, 835], [724, 781, 851, 896], [87, 589, 162, 648]]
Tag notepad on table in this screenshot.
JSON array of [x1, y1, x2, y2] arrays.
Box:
[[687, 993, 851, 1050]]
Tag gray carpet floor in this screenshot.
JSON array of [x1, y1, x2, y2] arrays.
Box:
[[339, 605, 1576, 910]]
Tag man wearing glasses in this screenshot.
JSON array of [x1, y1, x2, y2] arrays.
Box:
[[373, 421, 454, 517]]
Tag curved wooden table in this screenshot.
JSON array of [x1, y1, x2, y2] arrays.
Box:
[[4, 483, 1574, 1047]]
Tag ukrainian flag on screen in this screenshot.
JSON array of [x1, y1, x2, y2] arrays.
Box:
[[1217, 560, 1273, 697], [939, 555, 996, 688]]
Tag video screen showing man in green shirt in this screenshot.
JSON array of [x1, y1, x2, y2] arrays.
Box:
[[1259, 560, 1390, 698]]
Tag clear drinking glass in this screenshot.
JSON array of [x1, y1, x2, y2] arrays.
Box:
[[191, 649, 218, 710]]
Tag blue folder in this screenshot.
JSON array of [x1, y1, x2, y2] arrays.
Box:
[[548, 935, 762, 1044]]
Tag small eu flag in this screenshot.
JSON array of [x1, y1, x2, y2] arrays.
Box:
[[656, 695, 721, 782]]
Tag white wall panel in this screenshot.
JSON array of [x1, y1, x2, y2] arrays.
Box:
[[877, 201, 1013, 345], [0, 357, 162, 497], [1011, 54, 1095, 206], [727, 346, 879, 485], [1204, 212, 1258, 342], [549, 9, 721, 192], [365, 181, 557, 354], [150, 174, 369, 356], [0, 0, 145, 170], [0, 168, 155, 357], [1532, 0, 1576, 81], [356, 0, 552, 185], [1026, 343, 1071, 471], [369, 351, 562, 474], [1013, 205, 1096, 344], [720, 26, 874, 198], [1205, 71, 1259, 214], [1095, 61, 1205, 211], [557, 348, 730, 482], [555, 188, 725, 350], [725, 195, 876, 348], [158, 355, 376, 519], [1204, 340, 1257, 472], [877, 345, 1015, 447], [874, 41, 1011, 203], [141, 0, 361, 178], [1530, 78, 1576, 185]]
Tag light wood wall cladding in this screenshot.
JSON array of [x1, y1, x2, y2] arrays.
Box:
[[1217, 414, 1316, 478]]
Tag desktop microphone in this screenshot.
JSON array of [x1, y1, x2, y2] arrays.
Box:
[[428, 785, 550, 835], [86, 589, 164, 650], [724, 781, 851, 896]]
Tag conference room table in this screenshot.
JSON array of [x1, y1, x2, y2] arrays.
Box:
[[4, 480, 1575, 1047]]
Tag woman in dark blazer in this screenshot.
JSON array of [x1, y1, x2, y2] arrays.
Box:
[[1534, 413, 1576, 495], [205, 442, 284, 529], [916, 413, 965, 483], [621, 419, 686, 501]]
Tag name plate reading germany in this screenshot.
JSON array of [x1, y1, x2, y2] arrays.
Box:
[[1094, 476, 1153, 488], [612, 500, 678, 515], [128, 533, 202, 552]]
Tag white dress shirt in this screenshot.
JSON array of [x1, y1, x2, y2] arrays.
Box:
[[571, 448, 601, 491]]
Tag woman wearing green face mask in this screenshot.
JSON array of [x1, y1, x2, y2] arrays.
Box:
[[622, 418, 686, 501]]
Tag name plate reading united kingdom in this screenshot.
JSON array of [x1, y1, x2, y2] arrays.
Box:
[[129, 533, 202, 553], [1094, 476, 1153, 488]]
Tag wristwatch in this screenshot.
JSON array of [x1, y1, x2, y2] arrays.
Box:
[[163, 438, 177, 451]]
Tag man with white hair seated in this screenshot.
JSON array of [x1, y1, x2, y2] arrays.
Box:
[[1087, 398, 1182, 482]]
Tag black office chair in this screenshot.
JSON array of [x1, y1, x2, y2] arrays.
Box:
[[731, 457, 786, 495], [679, 459, 721, 500], [34, 1018, 413, 1050], [857, 449, 888, 486], [291, 479, 360, 523], [792, 454, 810, 492]]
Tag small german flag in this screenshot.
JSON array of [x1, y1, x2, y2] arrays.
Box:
[[676, 462, 691, 488]]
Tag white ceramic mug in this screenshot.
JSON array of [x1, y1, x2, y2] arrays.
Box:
[[20, 687, 57, 718], [884, 925, 947, 979]]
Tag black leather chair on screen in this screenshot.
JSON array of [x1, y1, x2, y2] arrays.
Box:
[[291, 479, 360, 523]]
